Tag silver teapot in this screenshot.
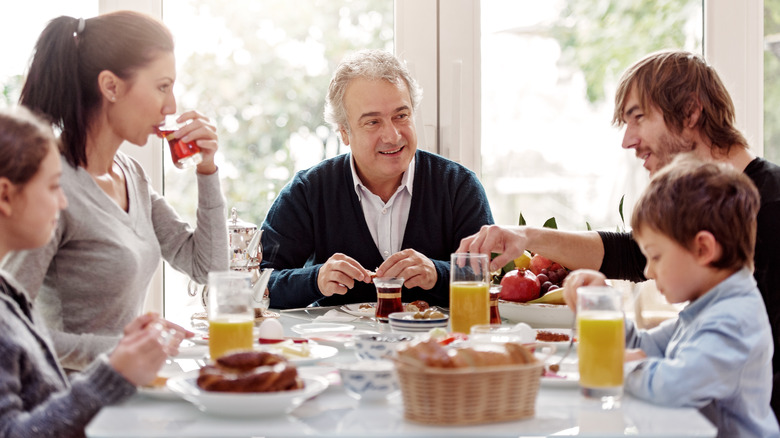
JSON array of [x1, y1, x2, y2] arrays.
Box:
[[188, 207, 272, 311]]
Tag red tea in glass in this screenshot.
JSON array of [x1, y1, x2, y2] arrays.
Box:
[[489, 285, 502, 324], [156, 127, 203, 169], [374, 277, 404, 323]]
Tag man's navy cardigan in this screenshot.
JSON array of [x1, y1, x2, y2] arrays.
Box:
[[261, 150, 494, 309]]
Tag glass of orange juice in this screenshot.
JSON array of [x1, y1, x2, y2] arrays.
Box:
[[449, 253, 490, 334], [577, 285, 625, 405], [207, 271, 254, 360]]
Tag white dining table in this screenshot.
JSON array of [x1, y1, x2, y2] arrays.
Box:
[[86, 306, 717, 438]]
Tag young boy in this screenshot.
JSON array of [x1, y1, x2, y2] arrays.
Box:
[[563, 155, 779, 438]]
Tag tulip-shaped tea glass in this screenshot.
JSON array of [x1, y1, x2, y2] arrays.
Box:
[[155, 116, 203, 169], [375, 277, 404, 323], [489, 284, 502, 324], [207, 271, 254, 360], [450, 253, 490, 334], [577, 285, 625, 405]]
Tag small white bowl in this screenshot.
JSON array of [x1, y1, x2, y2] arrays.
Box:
[[353, 333, 414, 360], [338, 360, 399, 401]]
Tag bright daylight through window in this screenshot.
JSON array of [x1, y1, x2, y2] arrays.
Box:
[[480, 0, 702, 231], [4, 1, 777, 327], [161, 0, 393, 325]]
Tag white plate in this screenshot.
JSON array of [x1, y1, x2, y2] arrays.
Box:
[[167, 374, 328, 417], [137, 360, 190, 400], [340, 303, 376, 317], [541, 370, 580, 388], [498, 301, 575, 328], [137, 384, 183, 401], [534, 328, 575, 348], [259, 343, 339, 365], [307, 329, 381, 349], [540, 355, 579, 388], [189, 334, 209, 345], [290, 323, 355, 335]]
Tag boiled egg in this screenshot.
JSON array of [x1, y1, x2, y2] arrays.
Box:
[[257, 318, 284, 340]]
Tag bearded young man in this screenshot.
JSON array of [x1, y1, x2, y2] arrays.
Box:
[[457, 50, 780, 419]]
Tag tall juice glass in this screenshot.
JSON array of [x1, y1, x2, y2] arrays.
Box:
[[577, 285, 625, 404], [208, 271, 254, 360], [450, 253, 490, 333]]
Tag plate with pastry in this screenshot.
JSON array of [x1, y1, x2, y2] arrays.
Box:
[[387, 310, 448, 332], [168, 351, 328, 417], [138, 376, 181, 400], [540, 361, 580, 388], [258, 339, 339, 365], [340, 300, 432, 318], [534, 328, 576, 349], [340, 302, 377, 317], [137, 360, 189, 400]]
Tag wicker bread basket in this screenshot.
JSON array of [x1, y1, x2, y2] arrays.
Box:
[[395, 359, 543, 425]]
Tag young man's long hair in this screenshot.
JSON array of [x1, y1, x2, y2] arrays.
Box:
[[613, 50, 748, 153]]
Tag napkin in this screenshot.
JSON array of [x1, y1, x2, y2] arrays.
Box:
[[313, 309, 358, 322]]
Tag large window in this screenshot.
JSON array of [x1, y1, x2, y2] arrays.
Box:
[[480, 0, 703, 231], [0, 1, 98, 107], [766, 0, 780, 164], [161, 0, 394, 326], [0, 1, 764, 325]]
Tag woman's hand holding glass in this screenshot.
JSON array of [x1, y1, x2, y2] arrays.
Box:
[[174, 110, 219, 175]]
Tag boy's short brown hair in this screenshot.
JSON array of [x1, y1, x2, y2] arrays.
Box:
[[630, 155, 759, 271]]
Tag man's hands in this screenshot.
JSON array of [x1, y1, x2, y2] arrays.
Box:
[[316, 250, 439, 296], [376, 249, 437, 290], [317, 253, 373, 297]]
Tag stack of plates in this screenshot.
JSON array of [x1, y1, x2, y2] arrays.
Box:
[[388, 312, 448, 332]]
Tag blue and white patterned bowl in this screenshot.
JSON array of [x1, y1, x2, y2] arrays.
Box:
[[353, 333, 414, 360], [388, 311, 449, 332], [338, 360, 399, 401]]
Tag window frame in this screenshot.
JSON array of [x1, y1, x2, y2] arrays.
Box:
[[101, 0, 762, 314]]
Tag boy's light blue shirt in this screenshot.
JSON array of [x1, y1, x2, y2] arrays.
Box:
[[625, 268, 779, 438]]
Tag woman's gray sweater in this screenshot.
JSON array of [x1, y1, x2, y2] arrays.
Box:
[[1, 152, 229, 370]]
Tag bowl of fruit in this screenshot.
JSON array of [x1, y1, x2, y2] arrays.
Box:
[[497, 253, 575, 328]]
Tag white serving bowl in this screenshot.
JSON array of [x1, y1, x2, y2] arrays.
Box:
[[498, 300, 575, 328], [353, 333, 414, 360], [387, 311, 448, 332], [338, 360, 400, 401]]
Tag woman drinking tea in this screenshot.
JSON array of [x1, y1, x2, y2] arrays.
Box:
[[1, 10, 229, 371]]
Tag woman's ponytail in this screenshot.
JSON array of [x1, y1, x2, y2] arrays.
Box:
[[20, 16, 86, 167]]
